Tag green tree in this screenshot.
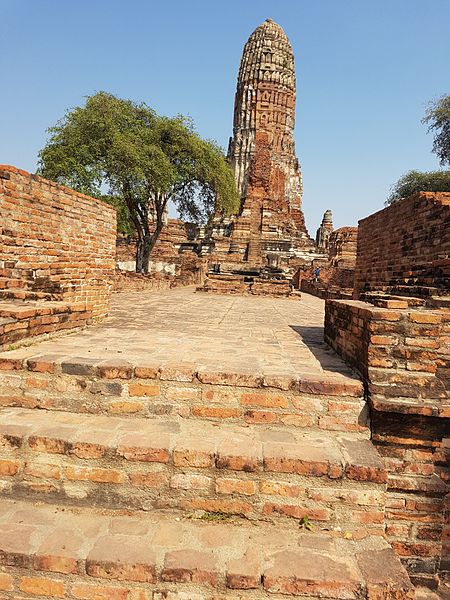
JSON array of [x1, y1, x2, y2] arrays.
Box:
[[386, 169, 450, 205], [37, 92, 239, 273], [422, 94, 450, 166]]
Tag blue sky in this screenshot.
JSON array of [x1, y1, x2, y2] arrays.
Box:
[[1, 0, 449, 233]]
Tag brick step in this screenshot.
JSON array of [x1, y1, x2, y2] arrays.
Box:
[[0, 407, 386, 535], [0, 300, 90, 320], [0, 498, 414, 599], [0, 287, 61, 301], [0, 354, 368, 434], [0, 302, 92, 350]]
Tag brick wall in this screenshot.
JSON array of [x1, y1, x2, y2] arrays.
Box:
[[325, 298, 449, 587], [0, 166, 116, 318], [325, 299, 449, 400], [354, 192, 450, 299]]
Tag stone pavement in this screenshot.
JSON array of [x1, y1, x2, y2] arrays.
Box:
[[2, 288, 355, 381]]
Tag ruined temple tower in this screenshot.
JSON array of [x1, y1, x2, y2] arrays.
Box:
[[221, 18, 314, 264]]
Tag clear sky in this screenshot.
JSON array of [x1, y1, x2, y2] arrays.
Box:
[[1, 0, 449, 234]]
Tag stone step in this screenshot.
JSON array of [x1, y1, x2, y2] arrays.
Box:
[[0, 354, 368, 434], [0, 286, 61, 301], [0, 498, 414, 599], [0, 407, 386, 535], [0, 302, 92, 349]]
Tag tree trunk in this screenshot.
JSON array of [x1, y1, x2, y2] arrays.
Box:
[[135, 222, 164, 274], [135, 235, 150, 274], [122, 188, 167, 275]]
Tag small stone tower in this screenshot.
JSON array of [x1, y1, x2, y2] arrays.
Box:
[[316, 209, 333, 253]]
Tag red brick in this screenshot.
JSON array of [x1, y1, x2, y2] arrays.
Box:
[[173, 438, 215, 468], [259, 480, 302, 497], [0, 357, 23, 370], [240, 392, 289, 408], [0, 458, 20, 476], [66, 465, 126, 484], [24, 462, 61, 480], [244, 410, 278, 424], [86, 536, 156, 582], [409, 312, 442, 324], [226, 548, 260, 589], [170, 473, 211, 490], [133, 365, 160, 379], [263, 549, 361, 596], [216, 437, 262, 472], [162, 549, 219, 586], [28, 434, 66, 454], [108, 400, 145, 413], [0, 574, 13, 591], [97, 360, 133, 379], [19, 576, 65, 597], [128, 383, 160, 397], [191, 406, 240, 419], [166, 386, 201, 401], [216, 477, 257, 496], [160, 363, 195, 382], [117, 433, 170, 463]]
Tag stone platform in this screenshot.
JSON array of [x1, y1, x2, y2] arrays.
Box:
[[0, 287, 355, 382]]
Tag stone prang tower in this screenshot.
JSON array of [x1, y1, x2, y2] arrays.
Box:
[[224, 19, 313, 264]]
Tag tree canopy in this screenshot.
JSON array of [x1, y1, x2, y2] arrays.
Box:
[[422, 94, 450, 167], [38, 92, 239, 273], [386, 169, 450, 205]]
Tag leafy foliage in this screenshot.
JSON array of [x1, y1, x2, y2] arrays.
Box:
[[422, 94, 450, 167], [386, 169, 450, 205], [37, 92, 239, 273], [299, 516, 313, 531]]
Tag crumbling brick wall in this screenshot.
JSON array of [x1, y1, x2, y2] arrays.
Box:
[[325, 192, 450, 588], [325, 298, 449, 587], [329, 227, 357, 268], [0, 165, 116, 318], [325, 300, 449, 399], [354, 192, 450, 299]]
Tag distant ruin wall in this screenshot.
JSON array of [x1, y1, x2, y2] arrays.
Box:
[[354, 192, 450, 299], [0, 165, 116, 318], [328, 227, 357, 268]]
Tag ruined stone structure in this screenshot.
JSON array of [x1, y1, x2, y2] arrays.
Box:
[[315, 209, 334, 253], [300, 226, 358, 300], [329, 226, 358, 268], [325, 192, 450, 589], [209, 19, 316, 269], [0, 165, 116, 348]]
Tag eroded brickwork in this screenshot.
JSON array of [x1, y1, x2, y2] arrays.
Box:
[[329, 227, 358, 268], [325, 298, 449, 587], [354, 192, 450, 299], [0, 165, 116, 318], [210, 20, 315, 267], [325, 192, 450, 589]]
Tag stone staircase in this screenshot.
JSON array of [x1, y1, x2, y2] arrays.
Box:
[[0, 354, 416, 599]]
